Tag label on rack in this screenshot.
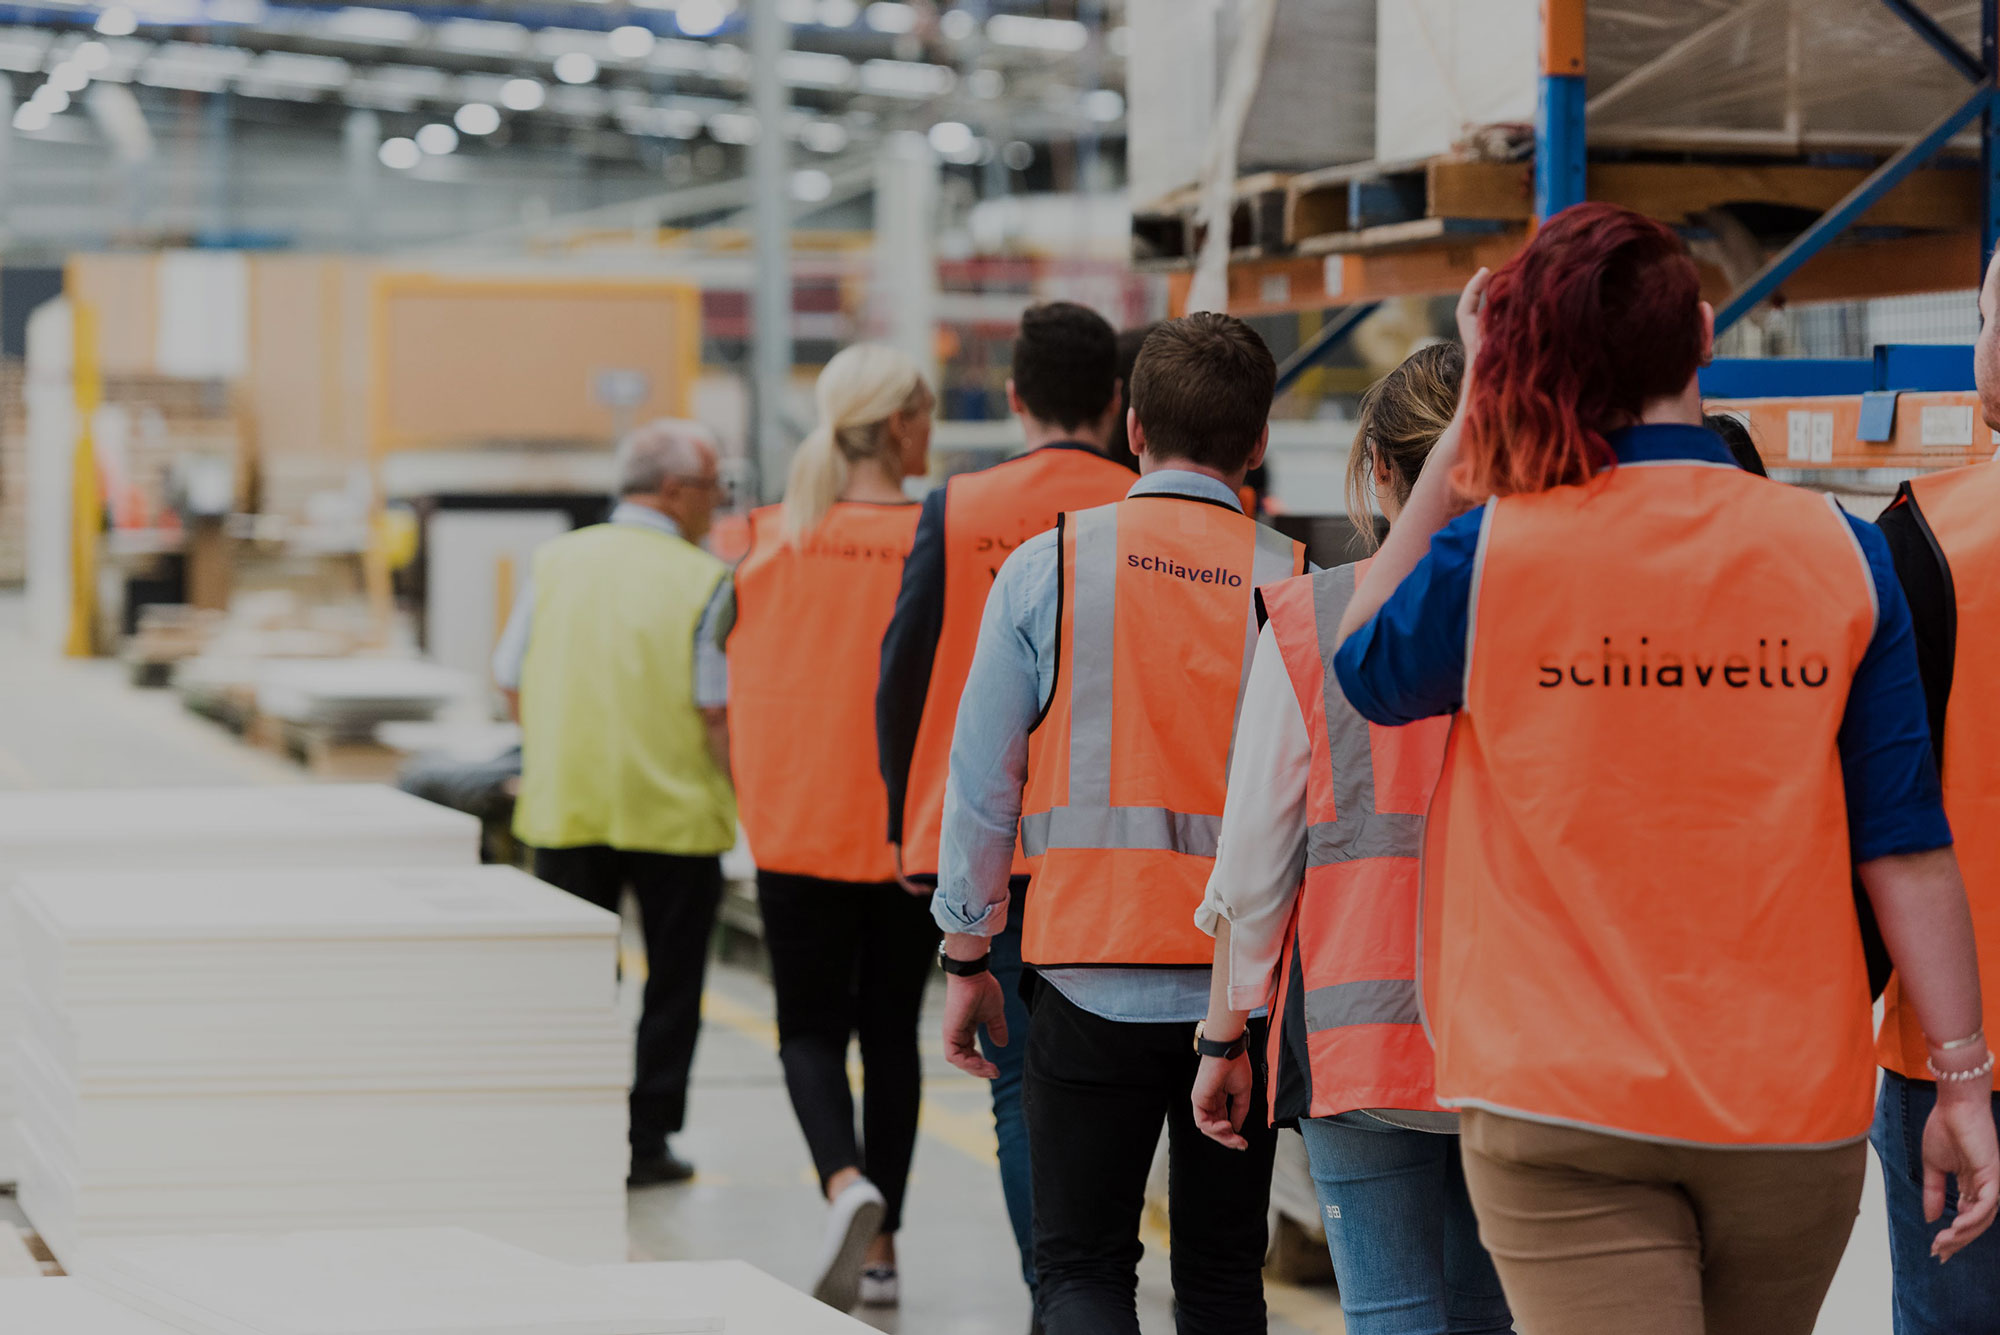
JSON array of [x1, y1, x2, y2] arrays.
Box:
[[1810, 413, 1835, 464], [1323, 257, 1344, 299], [1260, 273, 1291, 306], [1921, 405, 1976, 449], [1787, 411, 1813, 461]]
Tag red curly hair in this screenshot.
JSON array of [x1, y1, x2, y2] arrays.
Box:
[[1456, 202, 1706, 500]]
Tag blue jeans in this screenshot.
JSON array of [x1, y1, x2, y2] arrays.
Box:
[[1872, 1070, 2000, 1335], [1299, 1113, 1514, 1335], [979, 913, 1036, 1295]]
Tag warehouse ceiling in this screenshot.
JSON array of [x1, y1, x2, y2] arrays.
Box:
[[0, 1, 1127, 251]]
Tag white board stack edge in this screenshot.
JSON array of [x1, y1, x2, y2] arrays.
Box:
[[12, 865, 627, 1264], [0, 785, 480, 1183]]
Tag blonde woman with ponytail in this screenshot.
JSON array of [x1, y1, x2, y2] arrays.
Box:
[[724, 343, 936, 1313]]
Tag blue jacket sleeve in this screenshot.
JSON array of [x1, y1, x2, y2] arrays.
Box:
[[1332, 506, 1487, 725], [1838, 516, 1952, 863]]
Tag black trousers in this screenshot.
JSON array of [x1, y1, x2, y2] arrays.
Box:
[[755, 870, 941, 1233], [532, 845, 722, 1154], [1025, 982, 1276, 1335]]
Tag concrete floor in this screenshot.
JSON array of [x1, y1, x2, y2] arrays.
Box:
[[0, 594, 1906, 1334]]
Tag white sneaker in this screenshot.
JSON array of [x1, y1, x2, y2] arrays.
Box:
[[811, 1178, 886, 1311], [858, 1265, 899, 1308]]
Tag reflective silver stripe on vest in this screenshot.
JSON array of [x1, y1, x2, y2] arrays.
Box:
[[1304, 977, 1421, 1030], [1065, 506, 1119, 809], [1018, 806, 1222, 858], [1294, 564, 1427, 1036], [1230, 521, 1310, 762], [1030, 504, 1287, 862], [1306, 811, 1425, 865]]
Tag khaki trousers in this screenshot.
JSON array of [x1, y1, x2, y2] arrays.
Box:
[[1459, 1109, 1866, 1335]]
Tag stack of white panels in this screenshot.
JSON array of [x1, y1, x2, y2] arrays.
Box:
[[0, 785, 481, 1182], [83, 1230, 717, 1335], [14, 867, 628, 1264], [254, 661, 479, 739], [0, 1278, 183, 1335]]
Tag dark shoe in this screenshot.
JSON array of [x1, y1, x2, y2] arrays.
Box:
[[627, 1148, 695, 1187]]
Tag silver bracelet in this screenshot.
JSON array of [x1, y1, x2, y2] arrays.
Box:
[[1933, 1030, 1986, 1053], [1927, 1054, 1996, 1084]]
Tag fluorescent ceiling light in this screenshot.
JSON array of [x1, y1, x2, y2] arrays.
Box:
[[453, 101, 499, 135], [12, 101, 50, 131], [790, 168, 832, 202], [95, 6, 138, 36], [706, 44, 748, 78], [251, 51, 350, 89], [1085, 88, 1124, 122], [1001, 139, 1033, 169], [818, 0, 858, 27], [33, 86, 71, 114], [675, 0, 731, 38], [864, 3, 915, 34], [435, 18, 529, 56], [938, 9, 972, 40], [73, 41, 112, 72], [378, 135, 419, 168], [707, 110, 757, 144], [500, 77, 544, 110], [859, 58, 953, 98], [607, 25, 656, 60], [926, 119, 971, 155], [796, 119, 848, 153], [415, 122, 457, 154], [323, 8, 424, 44], [0, 33, 50, 74], [553, 51, 598, 84], [986, 14, 1088, 52], [47, 62, 90, 93], [780, 49, 852, 89], [967, 67, 1002, 99], [205, 0, 265, 22]]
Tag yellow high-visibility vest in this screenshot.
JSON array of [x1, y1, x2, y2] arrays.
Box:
[[513, 522, 736, 855]]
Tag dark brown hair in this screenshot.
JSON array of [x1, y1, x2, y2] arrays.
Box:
[[1012, 301, 1117, 431], [1345, 343, 1466, 551], [1128, 313, 1276, 473]]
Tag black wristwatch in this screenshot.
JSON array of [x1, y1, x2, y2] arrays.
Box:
[[1193, 1021, 1247, 1060], [938, 940, 990, 977]]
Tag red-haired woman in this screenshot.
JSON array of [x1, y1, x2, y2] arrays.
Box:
[[1331, 202, 1998, 1335]]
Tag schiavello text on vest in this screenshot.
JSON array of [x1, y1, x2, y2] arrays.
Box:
[[1538, 637, 1833, 689], [1127, 554, 1245, 587]]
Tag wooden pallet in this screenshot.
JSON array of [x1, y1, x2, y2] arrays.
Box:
[[1131, 172, 1294, 265], [277, 722, 405, 781], [0, 1223, 62, 1277]]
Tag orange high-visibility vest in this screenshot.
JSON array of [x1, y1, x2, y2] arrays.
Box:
[[1424, 463, 1879, 1146], [1878, 462, 2000, 1079], [900, 446, 1136, 880], [729, 501, 921, 882], [1262, 562, 1453, 1120], [1020, 494, 1306, 967]]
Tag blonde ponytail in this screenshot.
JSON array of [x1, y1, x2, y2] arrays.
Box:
[[782, 343, 926, 543]]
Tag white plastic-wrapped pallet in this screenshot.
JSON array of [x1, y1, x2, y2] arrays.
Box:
[[1126, 0, 1375, 207], [1378, 0, 1985, 163], [0, 785, 480, 1184], [10, 865, 627, 1266]]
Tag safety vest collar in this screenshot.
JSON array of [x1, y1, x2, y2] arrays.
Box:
[[1605, 422, 1739, 467]]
